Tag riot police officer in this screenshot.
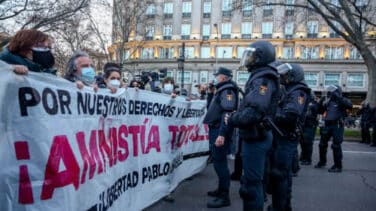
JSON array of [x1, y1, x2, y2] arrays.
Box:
[[357, 101, 371, 144], [225, 40, 280, 211], [203, 67, 238, 208], [268, 63, 310, 211], [300, 91, 319, 165], [315, 85, 353, 172]]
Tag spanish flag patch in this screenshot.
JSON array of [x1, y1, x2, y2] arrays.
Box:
[[259, 85, 268, 95], [298, 96, 304, 105]]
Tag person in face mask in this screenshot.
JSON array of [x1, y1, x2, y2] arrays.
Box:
[[64, 51, 98, 92], [0, 29, 57, 75], [162, 77, 177, 98], [103, 62, 124, 93]]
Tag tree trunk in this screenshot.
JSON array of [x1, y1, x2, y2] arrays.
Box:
[[363, 53, 376, 107]]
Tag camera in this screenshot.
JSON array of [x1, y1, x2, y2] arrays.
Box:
[[140, 68, 167, 84]]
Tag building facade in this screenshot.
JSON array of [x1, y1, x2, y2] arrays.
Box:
[[109, 0, 375, 104]]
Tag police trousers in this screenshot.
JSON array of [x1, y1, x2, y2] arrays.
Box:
[[240, 131, 272, 210], [270, 136, 297, 211], [300, 126, 317, 162], [319, 123, 344, 167], [209, 126, 230, 192]]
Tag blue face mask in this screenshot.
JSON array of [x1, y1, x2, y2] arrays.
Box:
[[81, 67, 96, 83]]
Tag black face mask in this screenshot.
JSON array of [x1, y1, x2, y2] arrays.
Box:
[[32, 49, 55, 68], [200, 90, 206, 95]]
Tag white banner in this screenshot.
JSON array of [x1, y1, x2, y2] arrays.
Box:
[[0, 65, 209, 211]]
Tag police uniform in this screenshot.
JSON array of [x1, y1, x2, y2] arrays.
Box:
[[268, 63, 310, 211], [300, 97, 319, 165], [315, 86, 353, 172], [370, 106, 376, 147], [203, 67, 238, 208], [357, 103, 372, 144]]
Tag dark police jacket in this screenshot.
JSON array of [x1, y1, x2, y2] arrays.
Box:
[[228, 67, 279, 141], [203, 80, 238, 136], [275, 83, 311, 134], [319, 95, 352, 122], [304, 99, 319, 128], [357, 105, 372, 126], [0, 48, 56, 75]]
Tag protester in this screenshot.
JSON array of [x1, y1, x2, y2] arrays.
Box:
[[161, 77, 177, 98], [0, 29, 56, 75], [102, 62, 124, 93], [64, 51, 98, 91]]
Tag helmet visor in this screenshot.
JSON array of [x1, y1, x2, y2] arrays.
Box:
[[240, 47, 256, 69], [327, 85, 338, 92], [277, 63, 293, 75]]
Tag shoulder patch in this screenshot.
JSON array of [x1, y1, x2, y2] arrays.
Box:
[[259, 85, 268, 95]]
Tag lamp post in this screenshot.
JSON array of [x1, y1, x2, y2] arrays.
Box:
[[177, 42, 185, 93], [213, 23, 219, 70]]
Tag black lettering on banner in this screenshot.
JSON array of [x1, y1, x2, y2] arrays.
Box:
[[96, 94, 103, 115], [18, 87, 41, 116], [57, 89, 72, 114], [77, 92, 87, 115], [42, 87, 58, 115], [88, 94, 96, 115]]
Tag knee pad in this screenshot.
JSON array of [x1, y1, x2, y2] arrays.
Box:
[[239, 178, 258, 200], [239, 186, 253, 200], [331, 143, 341, 150]]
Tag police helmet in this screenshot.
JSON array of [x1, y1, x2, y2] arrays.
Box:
[[277, 63, 305, 85], [327, 84, 342, 96], [240, 41, 276, 71]]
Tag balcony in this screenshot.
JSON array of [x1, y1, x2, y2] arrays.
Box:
[[307, 33, 318, 38], [241, 34, 252, 39], [181, 35, 190, 40], [285, 34, 293, 39], [145, 36, 153, 41], [182, 13, 191, 18], [243, 10, 252, 17], [222, 10, 231, 17], [163, 36, 172, 40], [221, 34, 231, 39], [203, 13, 210, 18], [262, 34, 272, 39], [164, 13, 173, 19]]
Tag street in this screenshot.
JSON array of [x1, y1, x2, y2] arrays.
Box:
[[146, 141, 376, 211]]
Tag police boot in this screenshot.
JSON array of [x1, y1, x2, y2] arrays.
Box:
[[207, 191, 231, 208], [328, 165, 342, 173], [207, 188, 221, 197]]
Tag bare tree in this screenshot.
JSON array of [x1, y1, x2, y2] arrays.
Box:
[[112, 0, 154, 66], [233, 0, 376, 106]]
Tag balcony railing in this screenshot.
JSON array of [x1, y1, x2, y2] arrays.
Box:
[[164, 13, 173, 19], [221, 34, 231, 39], [243, 10, 252, 17], [307, 33, 318, 38], [181, 35, 190, 40], [203, 13, 210, 18], [222, 10, 231, 17], [182, 12, 191, 18], [241, 34, 252, 39], [262, 34, 272, 39], [163, 36, 172, 40], [263, 9, 273, 17]]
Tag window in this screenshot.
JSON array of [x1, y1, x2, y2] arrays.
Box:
[[241, 22, 252, 39], [145, 26, 154, 40], [285, 22, 294, 38], [301, 46, 319, 59], [347, 73, 364, 87], [237, 71, 250, 85], [221, 23, 231, 39], [123, 50, 130, 61], [167, 70, 174, 78], [141, 48, 154, 59], [200, 71, 209, 83], [217, 47, 232, 58], [263, 0, 273, 16], [203, 2, 211, 18], [282, 47, 294, 59], [146, 4, 156, 18], [325, 46, 344, 60], [307, 21, 318, 38], [286, 0, 294, 13], [164, 3, 173, 18], [304, 73, 318, 87], [202, 24, 210, 40], [329, 21, 341, 38], [159, 48, 174, 59], [222, 0, 232, 17], [201, 47, 211, 58], [350, 47, 362, 60], [243, 0, 253, 17], [181, 24, 191, 39], [177, 71, 192, 84], [180, 47, 194, 59], [182, 1, 192, 17], [324, 73, 340, 86], [237, 47, 246, 59], [163, 25, 172, 40], [262, 22, 273, 38]]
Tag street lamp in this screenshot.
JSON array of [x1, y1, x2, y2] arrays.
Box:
[[177, 42, 185, 93], [213, 23, 219, 70]]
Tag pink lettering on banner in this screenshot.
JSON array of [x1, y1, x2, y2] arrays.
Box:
[[14, 141, 34, 204], [169, 124, 208, 150]]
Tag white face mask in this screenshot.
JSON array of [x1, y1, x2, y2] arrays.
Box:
[[163, 83, 174, 94], [109, 79, 121, 88]]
